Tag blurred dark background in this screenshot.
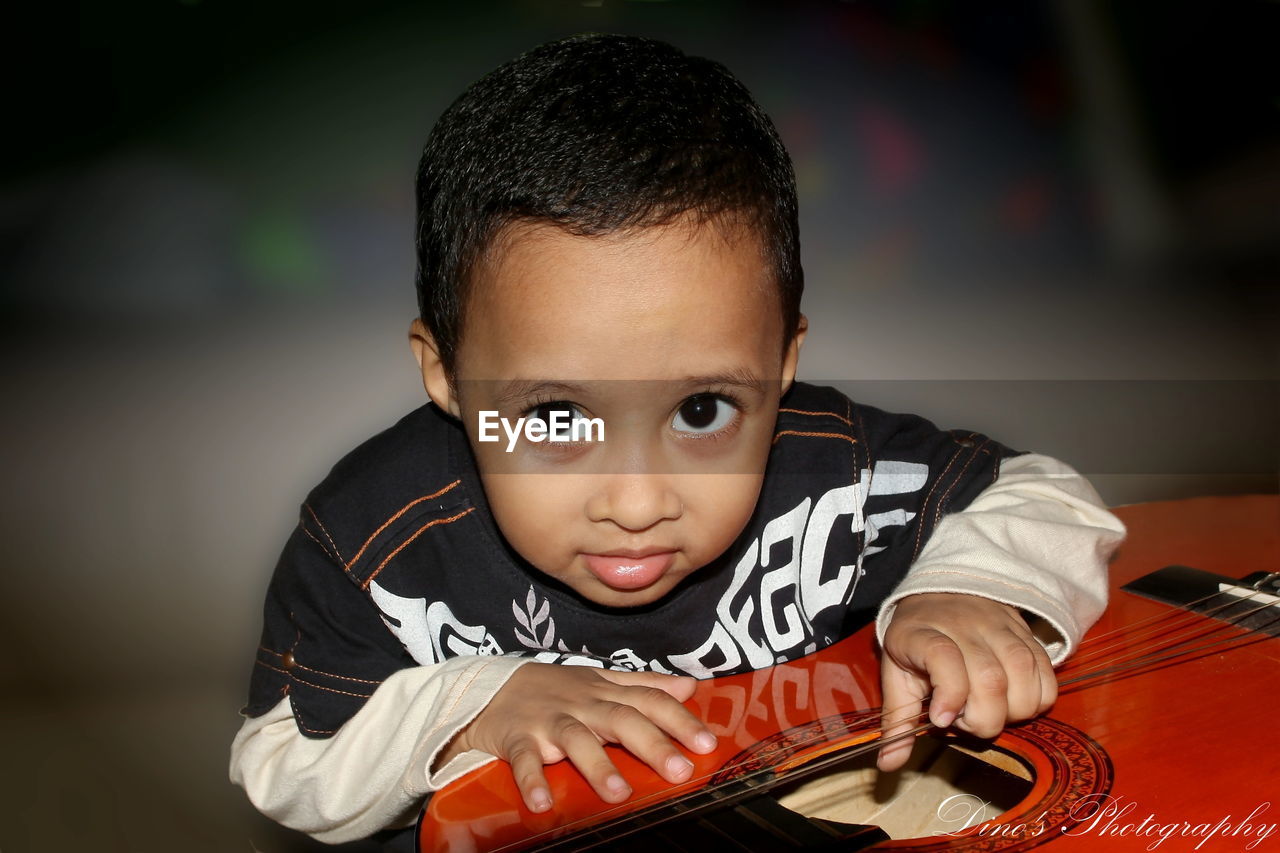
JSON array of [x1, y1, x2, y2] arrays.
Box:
[[2, 2, 1276, 851]]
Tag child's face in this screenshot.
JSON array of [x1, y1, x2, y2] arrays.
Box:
[[413, 217, 803, 608]]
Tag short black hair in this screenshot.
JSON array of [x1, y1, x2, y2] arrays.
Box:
[[415, 33, 803, 375]]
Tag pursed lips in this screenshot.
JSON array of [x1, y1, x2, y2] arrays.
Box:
[[580, 549, 679, 590], [586, 547, 678, 559]]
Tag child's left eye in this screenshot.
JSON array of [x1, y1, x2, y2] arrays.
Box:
[[672, 394, 737, 434]]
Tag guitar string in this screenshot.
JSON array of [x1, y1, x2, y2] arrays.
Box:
[[1065, 581, 1278, 669], [1057, 596, 1280, 686], [866, 579, 1280, 769], [500, 717, 938, 852], [1058, 609, 1280, 692], [1071, 574, 1279, 647], [556, 723, 939, 851], [867, 584, 1280, 761], [484, 579, 1280, 851], [1070, 587, 1251, 658], [1061, 614, 1273, 688]]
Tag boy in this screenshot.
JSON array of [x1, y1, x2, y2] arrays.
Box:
[[230, 34, 1124, 849]]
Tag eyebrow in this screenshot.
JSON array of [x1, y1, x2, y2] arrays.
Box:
[[492, 370, 769, 407], [492, 380, 590, 407], [678, 369, 769, 396]]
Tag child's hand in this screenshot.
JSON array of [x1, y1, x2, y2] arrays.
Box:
[[876, 593, 1056, 772], [438, 663, 718, 813]]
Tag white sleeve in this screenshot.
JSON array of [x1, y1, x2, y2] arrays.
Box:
[[229, 653, 528, 844], [874, 453, 1125, 664]]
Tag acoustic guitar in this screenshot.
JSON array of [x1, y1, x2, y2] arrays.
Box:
[[418, 495, 1280, 852]]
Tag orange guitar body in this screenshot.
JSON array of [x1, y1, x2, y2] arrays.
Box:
[[420, 496, 1280, 852]]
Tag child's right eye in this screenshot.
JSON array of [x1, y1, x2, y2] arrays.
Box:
[[530, 401, 579, 423], [527, 401, 593, 443]]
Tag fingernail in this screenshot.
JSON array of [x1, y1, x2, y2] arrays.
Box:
[[528, 787, 551, 812], [932, 709, 956, 728], [606, 774, 631, 797], [694, 732, 717, 752], [667, 755, 694, 780]]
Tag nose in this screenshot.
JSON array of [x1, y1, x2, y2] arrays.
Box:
[[585, 474, 683, 531]]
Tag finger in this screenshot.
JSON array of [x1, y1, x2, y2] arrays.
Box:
[[593, 701, 696, 784], [907, 629, 969, 729], [504, 734, 554, 814], [953, 644, 1008, 739], [597, 669, 698, 703], [877, 653, 927, 772], [1035, 642, 1058, 716], [1007, 615, 1057, 716], [997, 635, 1050, 722], [615, 683, 718, 754], [554, 715, 633, 804]]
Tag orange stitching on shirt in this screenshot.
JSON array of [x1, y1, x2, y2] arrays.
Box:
[[772, 430, 858, 445], [425, 661, 486, 740], [904, 568, 1059, 608], [416, 662, 495, 778], [362, 507, 477, 590], [289, 673, 374, 699], [296, 720, 337, 736], [291, 704, 337, 736], [930, 439, 985, 536], [850, 399, 869, 481], [344, 480, 462, 570], [910, 441, 965, 561], [267, 634, 382, 686], [300, 526, 341, 565], [255, 659, 289, 677], [778, 408, 855, 427], [912, 438, 991, 562], [305, 504, 345, 563], [262, 645, 369, 732], [292, 661, 383, 686]]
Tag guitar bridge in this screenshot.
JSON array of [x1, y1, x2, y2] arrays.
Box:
[[1121, 565, 1280, 638]]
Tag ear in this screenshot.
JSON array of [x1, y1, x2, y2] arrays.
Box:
[[780, 313, 808, 396], [408, 319, 461, 418]]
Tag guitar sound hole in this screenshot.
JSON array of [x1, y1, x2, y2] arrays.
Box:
[[770, 731, 1035, 841]]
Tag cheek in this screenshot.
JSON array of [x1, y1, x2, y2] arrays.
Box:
[[684, 473, 766, 558], [675, 413, 774, 562], [480, 474, 582, 561]]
